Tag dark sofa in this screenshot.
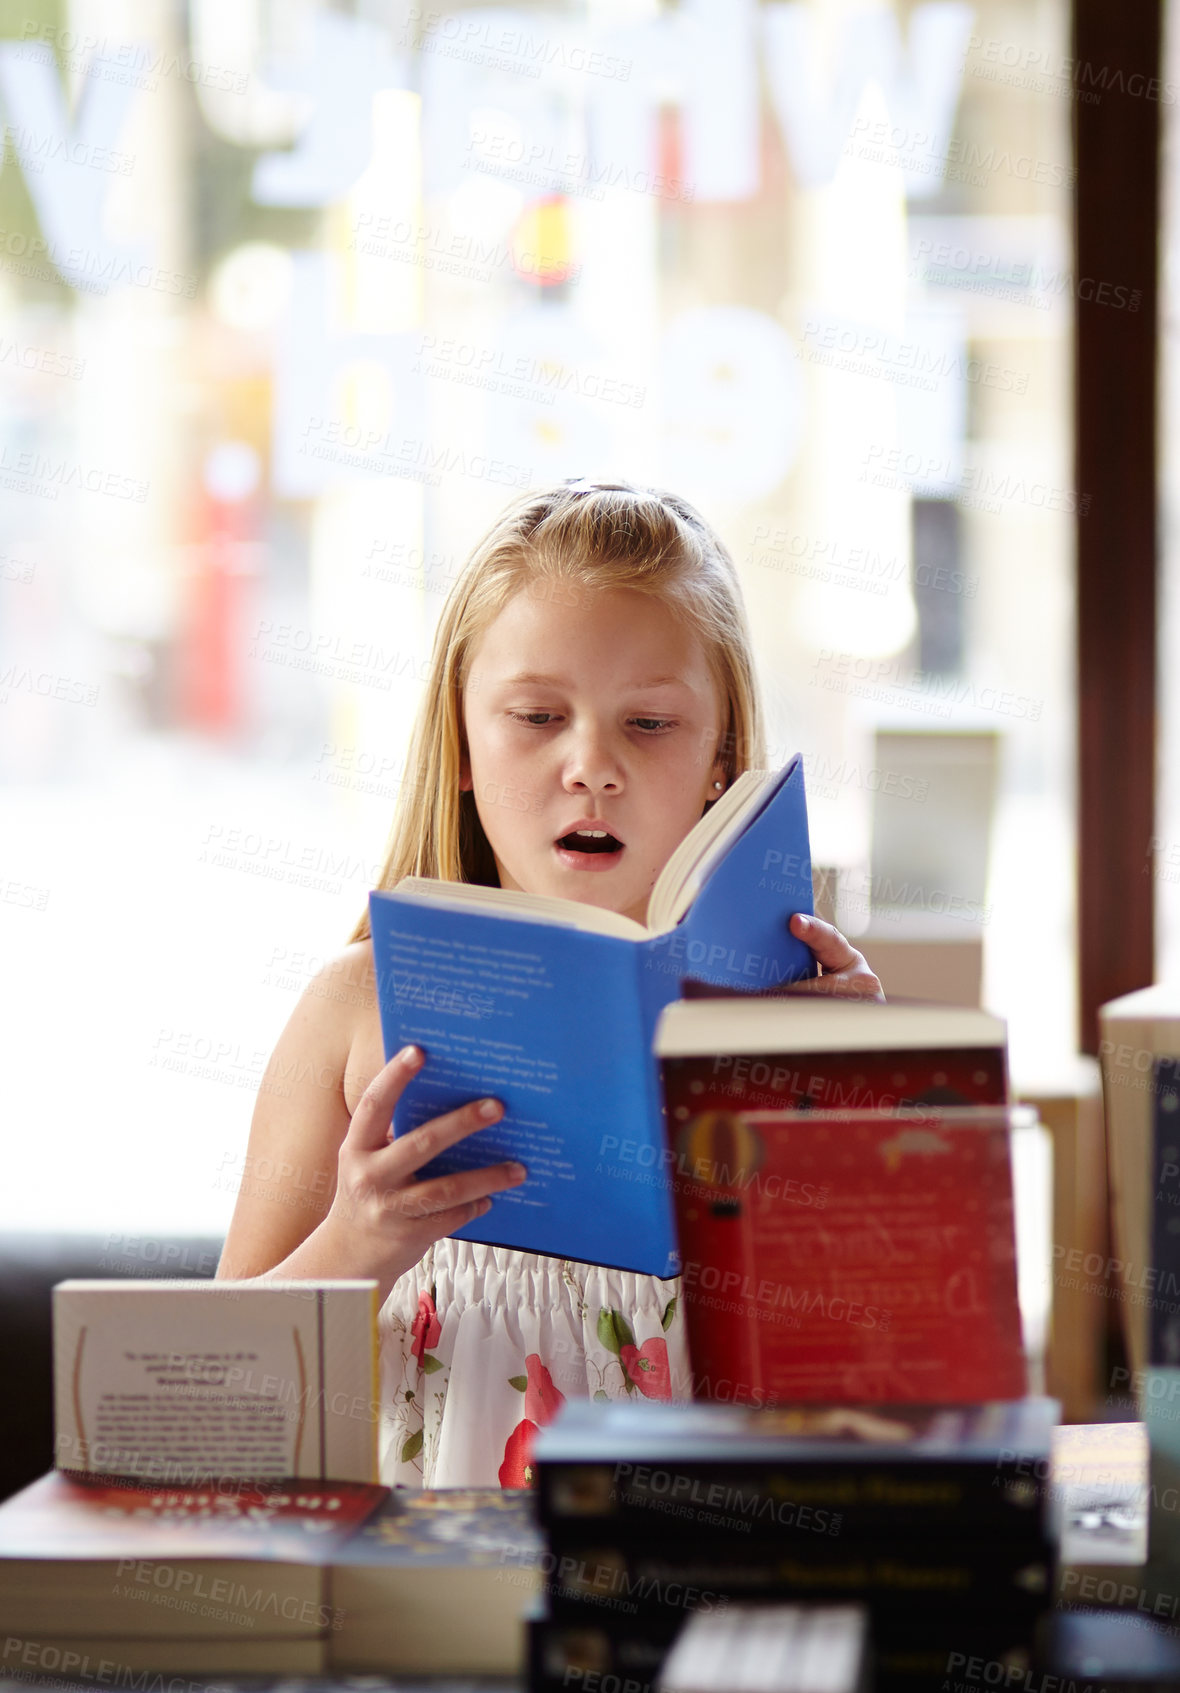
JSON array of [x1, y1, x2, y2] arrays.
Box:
[[0, 1233, 222, 1503]]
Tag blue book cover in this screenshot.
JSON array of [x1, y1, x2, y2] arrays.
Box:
[[1151, 1056, 1180, 1363], [367, 757, 816, 1276]]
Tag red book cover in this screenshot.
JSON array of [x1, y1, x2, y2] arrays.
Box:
[[0, 1471, 388, 1562], [674, 985, 1008, 1112], [663, 1093, 1025, 1405]]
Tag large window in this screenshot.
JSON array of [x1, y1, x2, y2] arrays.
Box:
[[0, 0, 1076, 1234]]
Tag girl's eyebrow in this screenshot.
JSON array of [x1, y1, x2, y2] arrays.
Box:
[[495, 671, 689, 690]]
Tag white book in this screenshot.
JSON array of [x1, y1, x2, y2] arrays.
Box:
[[656, 1605, 868, 1693], [654, 994, 1006, 1058], [53, 1280, 379, 1484]]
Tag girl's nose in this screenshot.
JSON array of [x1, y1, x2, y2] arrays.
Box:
[[562, 725, 624, 794]]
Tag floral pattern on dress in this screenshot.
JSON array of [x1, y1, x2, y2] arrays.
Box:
[[499, 1355, 566, 1486], [411, 1286, 442, 1366], [597, 1301, 676, 1401], [378, 1241, 690, 1488], [379, 1279, 451, 1479]]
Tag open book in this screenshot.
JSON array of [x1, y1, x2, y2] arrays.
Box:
[[368, 756, 815, 1275]]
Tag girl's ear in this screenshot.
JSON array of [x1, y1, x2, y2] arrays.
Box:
[[458, 745, 473, 791]]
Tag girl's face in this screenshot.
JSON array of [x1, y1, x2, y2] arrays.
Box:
[[460, 583, 728, 926]]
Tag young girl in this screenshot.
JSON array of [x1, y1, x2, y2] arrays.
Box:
[[217, 480, 881, 1488]]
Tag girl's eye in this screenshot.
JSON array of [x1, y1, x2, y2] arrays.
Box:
[[506, 712, 677, 734]]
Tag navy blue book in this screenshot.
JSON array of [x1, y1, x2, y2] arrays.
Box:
[[1151, 1056, 1180, 1363], [368, 756, 815, 1275]]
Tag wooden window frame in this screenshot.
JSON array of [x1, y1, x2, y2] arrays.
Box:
[[1074, 0, 1161, 1051]]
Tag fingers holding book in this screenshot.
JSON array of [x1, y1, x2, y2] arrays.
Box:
[[385, 1088, 529, 1218], [343, 1042, 432, 1152], [329, 1045, 528, 1286], [787, 913, 885, 1001]]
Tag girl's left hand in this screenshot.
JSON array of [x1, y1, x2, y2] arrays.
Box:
[[789, 913, 885, 1001]]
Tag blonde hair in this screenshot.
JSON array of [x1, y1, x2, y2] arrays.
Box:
[[347, 480, 766, 944]]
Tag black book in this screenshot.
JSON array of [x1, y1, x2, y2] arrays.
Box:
[[540, 1525, 1050, 1623], [533, 1397, 1058, 1542], [528, 1604, 1044, 1693], [531, 1600, 874, 1693], [1152, 1056, 1180, 1363], [1042, 1609, 1180, 1691], [529, 1605, 682, 1693], [873, 1623, 1045, 1693]]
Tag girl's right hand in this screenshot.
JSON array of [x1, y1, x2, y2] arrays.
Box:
[[323, 1044, 528, 1290]]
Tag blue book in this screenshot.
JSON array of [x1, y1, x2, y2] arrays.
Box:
[[368, 756, 816, 1276]]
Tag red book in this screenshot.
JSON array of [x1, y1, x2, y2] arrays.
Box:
[[0, 1470, 388, 1560], [655, 997, 1025, 1405], [674, 984, 1008, 1110], [0, 1472, 541, 1675]]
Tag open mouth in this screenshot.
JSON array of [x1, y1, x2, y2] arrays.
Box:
[[556, 831, 625, 855]]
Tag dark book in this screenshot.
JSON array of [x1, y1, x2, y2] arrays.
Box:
[[540, 1526, 1050, 1622], [873, 1621, 1045, 1693], [530, 1604, 1043, 1693], [1098, 985, 1180, 1373], [530, 1605, 681, 1692], [534, 1396, 1057, 1540], [1152, 1056, 1180, 1364], [529, 1605, 683, 1693]]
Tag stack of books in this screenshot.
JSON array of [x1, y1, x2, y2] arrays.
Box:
[[615, 983, 1052, 1686], [2, 1278, 544, 1674], [654, 993, 1028, 1405], [0, 1468, 543, 1674], [529, 1397, 1058, 1693]]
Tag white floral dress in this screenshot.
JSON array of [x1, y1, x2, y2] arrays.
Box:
[[378, 1238, 688, 1488]]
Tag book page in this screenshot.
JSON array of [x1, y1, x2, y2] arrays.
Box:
[[395, 877, 647, 939], [647, 767, 772, 932]]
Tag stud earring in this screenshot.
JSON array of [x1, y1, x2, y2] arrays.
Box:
[[713, 781, 723, 791]]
